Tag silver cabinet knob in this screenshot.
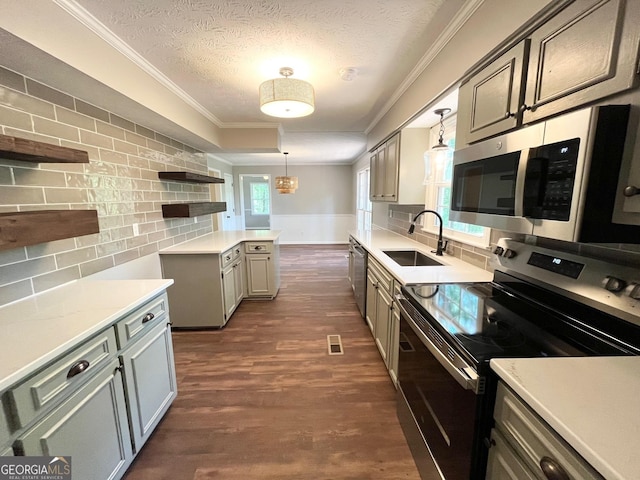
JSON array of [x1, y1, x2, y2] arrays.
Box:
[[539, 456, 569, 480], [623, 185, 640, 197]]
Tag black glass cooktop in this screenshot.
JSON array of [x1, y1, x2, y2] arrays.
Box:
[[401, 276, 635, 368]]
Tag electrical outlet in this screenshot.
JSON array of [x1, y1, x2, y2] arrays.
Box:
[[132, 223, 139, 236], [194, 217, 198, 224]]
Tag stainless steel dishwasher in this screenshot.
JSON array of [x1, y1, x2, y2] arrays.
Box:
[[349, 236, 367, 318]]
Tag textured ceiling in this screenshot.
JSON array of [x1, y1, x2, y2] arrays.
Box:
[[2, 0, 468, 164]]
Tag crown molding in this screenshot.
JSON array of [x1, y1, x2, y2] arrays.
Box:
[[53, 0, 224, 127], [365, 0, 484, 134]]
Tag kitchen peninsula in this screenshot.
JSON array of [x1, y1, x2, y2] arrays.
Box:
[[159, 230, 281, 328]]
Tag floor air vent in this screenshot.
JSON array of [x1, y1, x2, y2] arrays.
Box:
[[327, 335, 344, 355]]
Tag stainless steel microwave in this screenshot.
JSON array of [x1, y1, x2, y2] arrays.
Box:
[[450, 105, 640, 243]]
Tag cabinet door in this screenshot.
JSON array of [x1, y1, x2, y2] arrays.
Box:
[[18, 359, 132, 480], [523, 0, 639, 123], [233, 259, 245, 306], [365, 271, 377, 334], [222, 262, 237, 319], [458, 40, 529, 144], [388, 301, 400, 386], [374, 147, 386, 200], [246, 254, 272, 296], [121, 321, 177, 452], [369, 151, 379, 201], [374, 287, 392, 364], [485, 429, 537, 480], [382, 134, 400, 201]]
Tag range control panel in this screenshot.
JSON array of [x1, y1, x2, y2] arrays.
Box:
[[491, 239, 640, 326]]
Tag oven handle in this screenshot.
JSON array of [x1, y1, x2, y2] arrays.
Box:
[[396, 294, 479, 393]]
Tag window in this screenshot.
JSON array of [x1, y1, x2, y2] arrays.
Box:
[[356, 167, 372, 230], [250, 182, 270, 215], [423, 115, 490, 246]]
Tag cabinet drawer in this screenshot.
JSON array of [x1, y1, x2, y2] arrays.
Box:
[[494, 383, 604, 480], [245, 242, 271, 254], [9, 327, 118, 430], [0, 404, 10, 450], [114, 293, 168, 349], [221, 243, 242, 267], [221, 248, 235, 268], [368, 257, 393, 292]]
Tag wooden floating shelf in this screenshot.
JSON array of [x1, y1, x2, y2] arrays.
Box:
[[0, 210, 99, 251], [158, 171, 224, 184], [161, 202, 227, 218], [0, 133, 89, 163]]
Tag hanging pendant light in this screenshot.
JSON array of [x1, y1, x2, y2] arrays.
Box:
[[259, 67, 315, 118], [423, 107, 452, 185], [275, 152, 298, 194], [431, 108, 452, 150]]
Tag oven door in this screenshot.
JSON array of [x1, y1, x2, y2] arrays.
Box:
[[396, 297, 481, 480]]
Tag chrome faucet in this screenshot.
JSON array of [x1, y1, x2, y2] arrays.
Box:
[[408, 209, 448, 256]]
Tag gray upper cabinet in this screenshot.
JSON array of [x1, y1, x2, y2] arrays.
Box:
[[458, 40, 529, 144], [523, 0, 638, 123], [370, 129, 429, 203], [458, 0, 639, 145], [370, 133, 400, 202]]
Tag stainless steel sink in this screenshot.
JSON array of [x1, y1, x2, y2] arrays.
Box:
[[382, 250, 443, 267]]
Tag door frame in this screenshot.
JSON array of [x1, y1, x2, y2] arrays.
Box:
[[239, 174, 272, 230]]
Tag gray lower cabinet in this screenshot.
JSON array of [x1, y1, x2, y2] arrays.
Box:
[[2, 290, 177, 479], [245, 241, 280, 298], [16, 358, 133, 480], [1, 410, 12, 456], [365, 257, 398, 383], [222, 253, 244, 319], [487, 381, 604, 480], [120, 320, 176, 452], [161, 249, 237, 328], [458, 0, 639, 145]]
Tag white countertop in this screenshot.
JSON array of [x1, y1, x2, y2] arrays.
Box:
[[0, 278, 173, 392], [350, 229, 493, 285], [491, 356, 640, 480], [159, 229, 281, 254]]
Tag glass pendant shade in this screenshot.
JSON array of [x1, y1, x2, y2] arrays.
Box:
[[259, 67, 315, 118]]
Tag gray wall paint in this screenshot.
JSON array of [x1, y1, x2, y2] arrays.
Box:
[[233, 165, 353, 215]]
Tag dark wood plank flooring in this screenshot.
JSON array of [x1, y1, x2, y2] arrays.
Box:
[[124, 245, 422, 480]]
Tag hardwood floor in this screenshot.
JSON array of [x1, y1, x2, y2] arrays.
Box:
[[123, 245, 421, 480]]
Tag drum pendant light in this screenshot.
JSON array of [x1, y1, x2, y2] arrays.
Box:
[[275, 152, 298, 194], [259, 67, 315, 118]]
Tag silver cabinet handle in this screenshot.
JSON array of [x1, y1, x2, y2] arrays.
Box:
[[67, 360, 90, 378], [623, 185, 640, 197], [539, 456, 570, 480], [142, 312, 155, 324]]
